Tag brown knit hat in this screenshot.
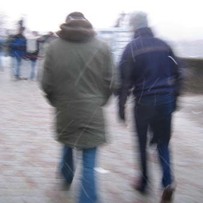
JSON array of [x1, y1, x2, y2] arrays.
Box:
[[57, 11, 95, 42], [66, 12, 86, 22]]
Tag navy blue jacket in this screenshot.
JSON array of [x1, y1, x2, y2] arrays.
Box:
[[118, 27, 182, 108], [10, 34, 27, 58]]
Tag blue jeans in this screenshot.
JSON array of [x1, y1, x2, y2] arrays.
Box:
[[60, 146, 98, 203], [134, 94, 176, 188], [0, 51, 3, 71], [12, 56, 22, 78], [30, 60, 37, 80]]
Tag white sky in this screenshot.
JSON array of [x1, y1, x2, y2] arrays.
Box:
[[1, 0, 203, 41]]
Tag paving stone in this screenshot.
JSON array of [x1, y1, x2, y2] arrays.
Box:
[[0, 58, 203, 202]]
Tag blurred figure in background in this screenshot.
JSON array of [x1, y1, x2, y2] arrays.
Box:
[[0, 35, 5, 71], [38, 31, 57, 58], [117, 11, 182, 202], [37, 31, 57, 81], [41, 12, 114, 203], [9, 27, 27, 79], [26, 31, 40, 80]]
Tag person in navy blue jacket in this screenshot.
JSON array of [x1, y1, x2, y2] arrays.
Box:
[[10, 27, 27, 79], [117, 11, 182, 202]]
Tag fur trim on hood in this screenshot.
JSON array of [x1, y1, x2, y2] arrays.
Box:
[[57, 18, 96, 42]]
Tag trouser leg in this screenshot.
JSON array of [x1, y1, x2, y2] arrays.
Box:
[[60, 145, 74, 184], [79, 147, 98, 203]]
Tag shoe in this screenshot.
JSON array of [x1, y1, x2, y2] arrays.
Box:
[[14, 76, 20, 80], [132, 178, 148, 194], [56, 171, 72, 191], [61, 180, 71, 191], [160, 184, 175, 202]]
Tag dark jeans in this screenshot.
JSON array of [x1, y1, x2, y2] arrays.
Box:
[[134, 94, 176, 187]]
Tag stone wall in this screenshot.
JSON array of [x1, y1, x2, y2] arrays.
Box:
[[180, 58, 203, 94]]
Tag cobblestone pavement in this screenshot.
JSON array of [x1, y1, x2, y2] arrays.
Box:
[[0, 58, 203, 203]]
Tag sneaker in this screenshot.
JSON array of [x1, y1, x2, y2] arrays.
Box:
[[160, 184, 176, 202], [61, 180, 71, 191], [56, 170, 72, 191]]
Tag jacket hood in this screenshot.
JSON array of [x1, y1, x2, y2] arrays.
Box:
[[57, 19, 96, 42]]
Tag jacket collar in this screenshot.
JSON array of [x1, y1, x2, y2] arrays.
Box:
[[133, 27, 154, 38]]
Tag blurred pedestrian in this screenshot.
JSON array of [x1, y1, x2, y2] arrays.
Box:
[[38, 31, 57, 58], [9, 27, 27, 79], [117, 11, 182, 202], [0, 35, 5, 71], [41, 12, 114, 203], [26, 31, 40, 80], [36, 31, 57, 81]]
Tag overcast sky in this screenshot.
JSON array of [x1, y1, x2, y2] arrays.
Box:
[[1, 0, 202, 41]]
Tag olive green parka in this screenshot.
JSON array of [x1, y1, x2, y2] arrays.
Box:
[[41, 16, 115, 149]]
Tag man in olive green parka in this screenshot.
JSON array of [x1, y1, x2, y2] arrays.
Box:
[[41, 12, 114, 203]]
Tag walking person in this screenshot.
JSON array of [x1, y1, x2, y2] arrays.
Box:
[[36, 31, 57, 81], [9, 27, 27, 79], [117, 11, 182, 202], [0, 35, 5, 71], [26, 31, 40, 80], [41, 12, 114, 203]]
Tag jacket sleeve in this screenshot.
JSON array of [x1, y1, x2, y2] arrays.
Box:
[[101, 45, 115, 106], [118, 44, 134, 115], [40, 47, 55, 106], [168, 48, 184, 96]]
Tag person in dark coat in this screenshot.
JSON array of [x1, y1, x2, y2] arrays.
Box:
[[117, 11, 182, 202], [41, 12, 114, 203]]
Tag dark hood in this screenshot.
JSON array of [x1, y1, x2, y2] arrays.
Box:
[[56, 19, 96, 42]]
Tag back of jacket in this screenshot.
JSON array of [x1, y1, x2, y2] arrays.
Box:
[[41, 17, 114, 148], [43, 38, 113, 106], [119, 27, 181, 98]]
